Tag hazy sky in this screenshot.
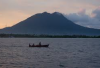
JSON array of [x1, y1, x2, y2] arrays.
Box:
[[0, 0, 100, 29]]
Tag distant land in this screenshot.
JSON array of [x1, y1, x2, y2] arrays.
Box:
[[0, 34, 100, 38], [0, 12, 100, 36]]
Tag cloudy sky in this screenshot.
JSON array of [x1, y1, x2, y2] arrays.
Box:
[[0, 0, 100, 29]]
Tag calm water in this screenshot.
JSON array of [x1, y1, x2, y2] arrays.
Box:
[[0, 38, 100, 68]]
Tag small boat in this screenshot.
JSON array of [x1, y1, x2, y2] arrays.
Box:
[[29, 44, 49, 47]]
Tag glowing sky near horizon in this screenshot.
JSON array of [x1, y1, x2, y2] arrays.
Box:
[[0, 0, 100, 29]]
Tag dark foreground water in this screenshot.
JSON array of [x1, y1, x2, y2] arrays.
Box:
[[0, 38, 100, 68]]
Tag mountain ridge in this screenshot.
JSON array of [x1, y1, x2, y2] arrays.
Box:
[[0, 12, 100, 36]]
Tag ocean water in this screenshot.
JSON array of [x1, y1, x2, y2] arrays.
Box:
[[0, 38, 100, 68]]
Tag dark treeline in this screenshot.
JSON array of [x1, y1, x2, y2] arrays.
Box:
[[0, 34, 100, 38]]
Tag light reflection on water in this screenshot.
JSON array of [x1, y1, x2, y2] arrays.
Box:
[[0, 38, 100, 68]]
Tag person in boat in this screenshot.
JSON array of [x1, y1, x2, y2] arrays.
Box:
[[39, 42, 41, 46], [32, 43, 34, 46]]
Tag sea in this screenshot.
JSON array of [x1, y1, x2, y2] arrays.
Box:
[[0, 38, 100, 68]]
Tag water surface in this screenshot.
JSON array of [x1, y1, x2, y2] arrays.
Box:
[[0, 38, 100, 68]]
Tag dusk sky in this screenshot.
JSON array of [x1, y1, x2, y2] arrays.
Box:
[[0, 0, 100, 29]]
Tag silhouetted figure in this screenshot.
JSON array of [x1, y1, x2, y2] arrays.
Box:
[[39, 42, 41, 46], [32, 43, 34, 46]]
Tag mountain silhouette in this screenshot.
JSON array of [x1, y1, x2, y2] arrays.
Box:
[[0, 12, 100, 35]]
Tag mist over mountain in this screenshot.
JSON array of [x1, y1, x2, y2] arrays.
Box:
[[0, 12, 100, 36]]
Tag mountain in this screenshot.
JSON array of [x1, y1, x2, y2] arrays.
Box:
[[0, 12, 100, 35]]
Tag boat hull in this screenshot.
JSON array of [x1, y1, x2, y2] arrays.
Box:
[[29, 44, 49, 47]]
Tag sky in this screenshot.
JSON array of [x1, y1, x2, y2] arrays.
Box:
[[0, 0, 100, 29]]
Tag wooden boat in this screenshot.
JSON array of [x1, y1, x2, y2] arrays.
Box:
[[29, 44, 49, 47]]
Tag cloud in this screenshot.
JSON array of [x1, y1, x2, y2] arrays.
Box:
[[78, 9, 86, 15], [64, 8, 100, 29], [92, 6, 100, 20]]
